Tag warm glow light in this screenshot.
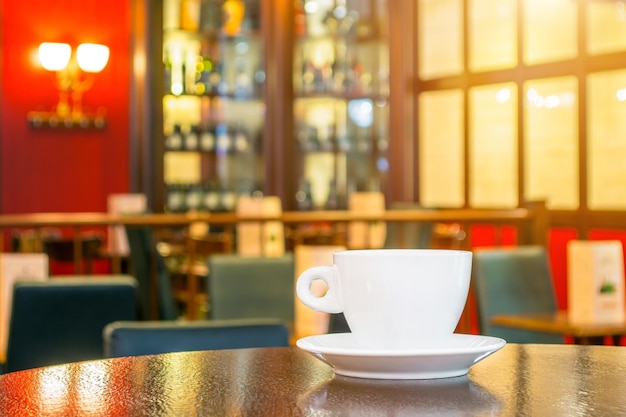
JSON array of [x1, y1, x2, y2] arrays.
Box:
[[29, 41, 111, 127], [76, 43, 110, 73], [304, 1, 319, 13], [544, 95, 560, 108], [38, 42, 72, 71], [496, 88, 512, 103]]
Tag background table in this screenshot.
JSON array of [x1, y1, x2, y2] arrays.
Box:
[[0, 344, 626, 416], [492, 311, 626, 345]]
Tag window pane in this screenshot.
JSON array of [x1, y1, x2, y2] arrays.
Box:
[[468, 0, 517, 72], [523, 0, 578, 65], [588, 70, 626, 210], [524, 77, 579, 209], [418, 0, 463, 80], [419, 90, 465, 207], [588, 1, 626, 55], [469, 83, 518, 208]]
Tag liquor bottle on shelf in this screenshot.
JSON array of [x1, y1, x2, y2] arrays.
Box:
[[193, 55, 205, 96], [170, 48, 185, 96], [332, 50, 347, 94], [186, 184, 204, 211], [184, 46, 198, 95], [294, 0, 307, 36], [185, 125, 199, 150], [297, 123, 318, 152], [222, 0, 245, 36], [216, 61, 229, 95], [233, 123, 250, 152], [180, 0, 201, 31], [215, 123, 232, 154], [203, 182, 221, 211], [336, 122, 351, 152], [165, 124, 184, 150], [209, 60, 222, 95], [296, 179, 314, 211], [234, 63, 253, 99], [325, 179, 339, 210], [199, 124, 216, 152], [196, 42, 213, 96], [164, 50, 173, 94], [320, 61, 333, 93], [348, 59, 364, 95], [165, 183, 187, 213], [200, 0, 222, 32], [220, 186, 238, 211], [301, 59, 316, 94], [313, 62, 325, 93], [253, 65, 265, 98], [317, 123, 334, 151]]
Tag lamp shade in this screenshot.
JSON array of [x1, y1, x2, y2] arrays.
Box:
[[76, 43, 110, 73], [38, 43, 72, 71]]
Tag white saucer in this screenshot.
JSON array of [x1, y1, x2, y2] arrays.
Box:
[[296, 333, 506, 380]]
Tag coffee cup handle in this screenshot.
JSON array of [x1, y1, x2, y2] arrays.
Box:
[[296, 265, 343, 314]]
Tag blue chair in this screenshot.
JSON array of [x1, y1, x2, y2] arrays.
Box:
[[103, 318, 290, 358], [5, 276, 138, 372], [472, 246, 563, 344], [207, 255, 295, 326]]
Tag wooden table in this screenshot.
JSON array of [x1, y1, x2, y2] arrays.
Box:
[[0, 207, 547, 323], [0, 344, 625, 416], [492, 311, 626, 345]]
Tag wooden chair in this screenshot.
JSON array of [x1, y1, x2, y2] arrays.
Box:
[[125, 226, 178, 321], [472, 246, 563, 344], [42, 231, 104, 274], [5, 276, 138, 372], [183, 231, 232, 320], [103, 318, 289, 358]]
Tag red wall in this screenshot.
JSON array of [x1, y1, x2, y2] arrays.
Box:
[[1, 0, 131, 214]]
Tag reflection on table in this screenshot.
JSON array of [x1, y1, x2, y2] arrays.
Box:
[[491, 311, 626, 345], [0, 344, 626, 416]]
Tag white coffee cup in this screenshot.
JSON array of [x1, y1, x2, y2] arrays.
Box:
[[296, 249, 472, 349]]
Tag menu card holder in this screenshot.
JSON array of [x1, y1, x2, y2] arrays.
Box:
[[567, 240, 625, 324], [107, 194, 147, 256], [236, 196, 284, 257], [0, 253, 48, 358], [348, 192, 386, 249]]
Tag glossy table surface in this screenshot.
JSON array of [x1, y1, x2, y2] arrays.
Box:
[[0, 344, 625, 416]]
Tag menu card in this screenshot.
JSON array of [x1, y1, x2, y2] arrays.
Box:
[[0, 254, 48, 357], [236, 196, 284, 257], [567, 240, 625, 324], [348, 192, 386, 249], [107, 194, 147, 256]]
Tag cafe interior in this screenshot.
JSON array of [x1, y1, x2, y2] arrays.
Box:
[[1, 0, 626, 377]]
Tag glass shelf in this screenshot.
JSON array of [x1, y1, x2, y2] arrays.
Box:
[[292, 0, 389, 211], [162, 0, 265, 213]]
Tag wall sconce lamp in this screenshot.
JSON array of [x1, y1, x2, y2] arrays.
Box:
[[27, 42, 110, 129]]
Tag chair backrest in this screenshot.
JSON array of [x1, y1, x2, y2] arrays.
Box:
[[5, 276, 138, 372], [472, 246, 563, 343], [383, 202, 434, 249], [103, 318, 290, 358], [125, 226, 178, 320], [207, 254, 295, 326]]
